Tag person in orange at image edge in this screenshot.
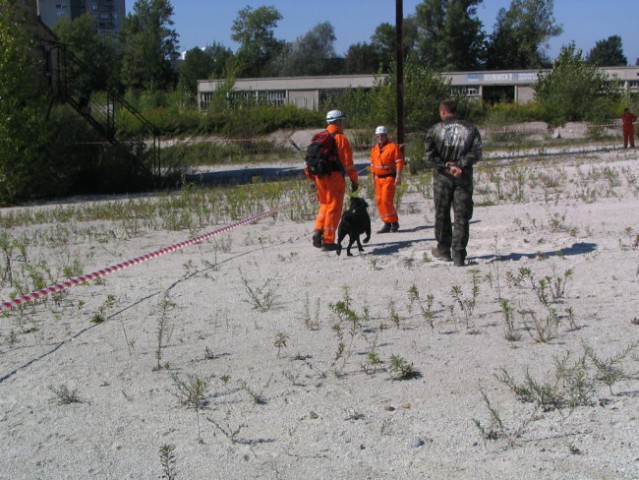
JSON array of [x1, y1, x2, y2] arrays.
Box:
[[369, 125, 405, 233], [621, 107, 637, 148], [308, 110, 359, 251]]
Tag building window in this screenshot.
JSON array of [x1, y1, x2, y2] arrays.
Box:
[[258, 90, 286, 106], [199, 92, 213, 110], [226, 90, 286, 107]]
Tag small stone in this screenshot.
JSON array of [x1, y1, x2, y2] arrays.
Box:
[[384, 405, 396, 411], [411, 437, 425, 448], [309, 411, 319, 419]]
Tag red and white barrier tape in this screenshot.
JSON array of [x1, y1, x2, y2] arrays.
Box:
[[0, 205, 287, 313]]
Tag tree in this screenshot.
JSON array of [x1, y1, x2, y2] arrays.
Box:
[[370, 23, 396, 68], [178, 43, 234, 94], [344, 42, 382, 74], [231, 5, 284, 77], [1, 0, 44, 203], [203, 42, 235, 78], [534, 43, 614, 126], [271, 22, 338, 76], [120, 0, 180, 91], [414, 0, 486, 71], [587, 35, 628, 67], [381, 60, 450, 129], [0, 0, 86, 203], [370, 17, 418, 72], [54, 14, 121, 93], [179, 47, 213, 94], [485, 0, 562, 70]]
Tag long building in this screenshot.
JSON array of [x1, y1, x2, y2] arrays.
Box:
[[197, 67, 639, 111], [37, 0, 125, 36]]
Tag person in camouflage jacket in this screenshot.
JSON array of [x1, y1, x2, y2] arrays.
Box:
[[425, 99, 483, 266]]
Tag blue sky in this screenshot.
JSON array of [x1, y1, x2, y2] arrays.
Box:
[[127, 1, 639, 65]]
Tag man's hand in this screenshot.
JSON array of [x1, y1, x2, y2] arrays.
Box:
[[446, 162, 463, 178]]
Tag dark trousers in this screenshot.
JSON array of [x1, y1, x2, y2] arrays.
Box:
[[433, 171, 474, 258]]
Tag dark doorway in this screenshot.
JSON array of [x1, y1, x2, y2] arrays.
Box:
[[482, 85, 515, 105]]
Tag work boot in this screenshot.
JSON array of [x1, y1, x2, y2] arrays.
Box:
[[321, 243, 339, 252], [390, 222, 400, 233], [431, 246, 452, 262], [452, 252, 466, 267], [312, 230, 323, 248], [377, 222, 392, 234]]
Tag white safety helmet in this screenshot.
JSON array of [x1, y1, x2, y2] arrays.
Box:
[[326, 109, 347, 124], [375, 125, 388, 135]]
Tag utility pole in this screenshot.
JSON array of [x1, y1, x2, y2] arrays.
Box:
[[396, 0, 405, 148]]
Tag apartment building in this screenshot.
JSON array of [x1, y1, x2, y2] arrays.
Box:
[[37, 0, 125, 36]]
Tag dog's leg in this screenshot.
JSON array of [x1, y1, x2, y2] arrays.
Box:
[[364, 218, 371, 243], [356, 236, 364, 252], [346, 236, 356, 256], [336, 230, 346, 256]]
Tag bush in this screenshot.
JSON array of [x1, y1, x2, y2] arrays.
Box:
[[1, 100, 98, 204], [73, 142, 154, 195], [322, 61, 450, 133], [322, 87, 375, 128], [405, 132, 428, 174], [223, 104, 320, 136], [115, 96, 322, 138], [482, 102, 545, 125], [535, 44, 617, 126]]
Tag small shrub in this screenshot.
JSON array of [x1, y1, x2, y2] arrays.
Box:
[[172, 373, 208, 410], [240, 269, 280, 313], [48, 384, 80, 405], [159, 444, 177, 480], [388, 354, 418, 380]]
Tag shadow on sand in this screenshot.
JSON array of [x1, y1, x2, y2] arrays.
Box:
[[348, 235, 596, 263], [473, 242, 597, 263]]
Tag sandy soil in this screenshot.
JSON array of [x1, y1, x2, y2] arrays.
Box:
[[1, 142, 639, 480]]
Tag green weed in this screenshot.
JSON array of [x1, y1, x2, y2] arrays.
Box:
[[388, 354, 418, 380], [48, 384, 80, 405], [240, 269, 280, 313], [158, 444, 177, 480]]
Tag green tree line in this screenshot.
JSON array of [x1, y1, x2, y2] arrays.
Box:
[[53, 0, 635, 98], [0, 0, 635, 204]]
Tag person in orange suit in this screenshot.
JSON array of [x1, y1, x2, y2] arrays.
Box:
[[621, 107, 637, 148], [370, 125, 405, 233], [308, 110, 359, 251]]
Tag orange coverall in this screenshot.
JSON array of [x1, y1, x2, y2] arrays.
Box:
[[308, 123, 358, 244], [622, 110, 637, 148], [370, 140, 404, 224]]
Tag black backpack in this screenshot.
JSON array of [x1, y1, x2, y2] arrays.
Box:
[[305, 130, 341, 176]]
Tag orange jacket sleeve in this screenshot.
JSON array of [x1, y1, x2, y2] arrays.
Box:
[[327, 124, 358, 184]]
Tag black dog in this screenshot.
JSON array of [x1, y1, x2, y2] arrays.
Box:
[[336, 197, 371, 256]]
